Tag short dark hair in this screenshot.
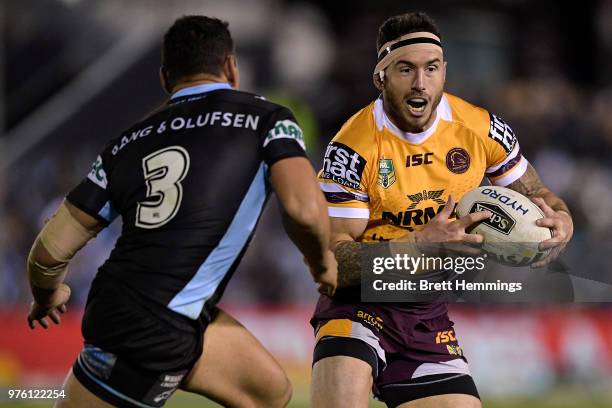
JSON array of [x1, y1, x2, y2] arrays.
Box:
[[376, 12, 441, 51], [162, 16, 234, 88]]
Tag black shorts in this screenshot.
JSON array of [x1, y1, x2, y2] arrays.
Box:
[[73, 274, 207, 407]]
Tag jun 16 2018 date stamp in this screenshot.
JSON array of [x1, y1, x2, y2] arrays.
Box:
[[7, 389, 65, 399]]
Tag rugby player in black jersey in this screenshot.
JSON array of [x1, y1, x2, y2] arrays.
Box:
[[25, 16, 337, 408]]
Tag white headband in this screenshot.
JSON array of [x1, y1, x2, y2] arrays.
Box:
[[373, 32, 443, 78]]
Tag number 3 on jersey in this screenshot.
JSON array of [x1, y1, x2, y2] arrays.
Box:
[[136, 146, 190, 229]]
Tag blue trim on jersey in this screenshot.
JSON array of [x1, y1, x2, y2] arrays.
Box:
[[77, 356, 157, 408], [168, 162, 268, 319], [98, 201, 119, 223], [170, 83, 232, 100]]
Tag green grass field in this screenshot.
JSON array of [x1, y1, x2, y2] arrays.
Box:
[[2, 388, 612, 408]]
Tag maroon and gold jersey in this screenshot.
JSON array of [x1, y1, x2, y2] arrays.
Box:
[[318, 93, 527, 241]]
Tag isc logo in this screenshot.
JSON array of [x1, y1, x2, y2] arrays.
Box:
[[406, 153, 433, 167], [435, 330, 456, 344]]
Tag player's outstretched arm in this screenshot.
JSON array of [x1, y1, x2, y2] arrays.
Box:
[[269, 157, 337, 291], [26, 200, 104, 329], [505, 163, 574, 268]]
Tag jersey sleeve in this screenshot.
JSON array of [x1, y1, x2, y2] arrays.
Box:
[[484, 112, 529, 186], [318, 132, 372, 220], [261, 107, 307, 166], [66, 148, 119, 225]]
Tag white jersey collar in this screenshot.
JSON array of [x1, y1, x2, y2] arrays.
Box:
[[373, 94, 452, 144]]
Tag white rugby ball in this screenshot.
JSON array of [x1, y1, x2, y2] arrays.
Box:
[[456, 186, 552, 266]]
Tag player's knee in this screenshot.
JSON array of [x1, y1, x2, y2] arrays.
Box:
[[252, 369, 292, 407], [273, 374, 293, 407], [466, 396, 482, 408], [266, 373, 293, 407]]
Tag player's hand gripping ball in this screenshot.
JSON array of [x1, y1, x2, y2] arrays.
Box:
[[456, 186, 552, 266]]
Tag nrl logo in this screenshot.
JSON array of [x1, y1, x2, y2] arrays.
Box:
[[377, 158, 396, 189], [407, 189, 446, 209]]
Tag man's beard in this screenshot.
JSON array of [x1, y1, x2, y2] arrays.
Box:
[[385, 89, 443, 133]]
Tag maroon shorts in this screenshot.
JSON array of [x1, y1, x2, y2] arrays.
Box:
[[311, 294, 476, 401]]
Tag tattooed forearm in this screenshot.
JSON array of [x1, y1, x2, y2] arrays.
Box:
[[334, 238, 427, 287], [506, 164, 570, 214], [506, 164, 547, 197], [333, 241, 365, 288]]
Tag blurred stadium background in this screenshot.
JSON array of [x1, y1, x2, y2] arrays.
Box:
[[1, 0, 612, 406]]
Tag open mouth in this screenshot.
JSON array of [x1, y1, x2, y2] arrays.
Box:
[[406, 97, 428, 114]]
